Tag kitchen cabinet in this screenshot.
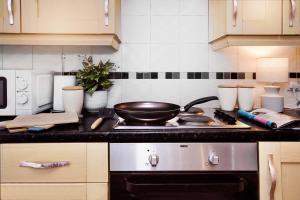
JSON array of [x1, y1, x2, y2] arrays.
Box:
[[0, 0, 21, 33], [0, 0, 121, 49], [209, 0, 300, 50], [21, 0, 120, 35], [259, 142, 300, 200], [283, 0, 300, 34], [209, 0, 282, 41], [0, 143, 108, 200]]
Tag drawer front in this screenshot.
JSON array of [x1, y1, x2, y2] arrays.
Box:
[[1, 183, 108, 200], [1, 143, 87, 183]]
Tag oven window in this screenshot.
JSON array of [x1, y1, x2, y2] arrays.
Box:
[[111, 172, 258, 200], [0, 77, 7, 109]]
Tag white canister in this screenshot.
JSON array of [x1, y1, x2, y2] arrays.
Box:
[[218, 85, 238, 111], [62, 86, 84, 115], [238, 86, 255, 111], [53, 75, 76, 111], [84, 90, 108, 112]]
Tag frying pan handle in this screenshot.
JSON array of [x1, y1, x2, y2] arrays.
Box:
[[183, 96, 219, 112]]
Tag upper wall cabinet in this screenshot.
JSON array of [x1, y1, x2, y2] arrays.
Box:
[[0, 0, 21, 33], [21, 0, 120, 35], [209, 0, 300, 50], [0, 0, 121, 49], [209, 0, 281, 41], [283, 0, 300, 34]]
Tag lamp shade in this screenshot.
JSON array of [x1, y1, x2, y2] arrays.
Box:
[[256, 58, 289, 83]]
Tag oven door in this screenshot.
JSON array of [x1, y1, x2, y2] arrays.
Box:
[[0, 70, 15, 115], [111, 172, 258, 200]]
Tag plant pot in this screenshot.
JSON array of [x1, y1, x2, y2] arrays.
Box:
[[84, 90, 108, 112]]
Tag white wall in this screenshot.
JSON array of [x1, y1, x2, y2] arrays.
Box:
[[0, 0, 299, 108]]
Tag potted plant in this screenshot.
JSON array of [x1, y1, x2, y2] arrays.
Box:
[[76, 56, 116, 112]]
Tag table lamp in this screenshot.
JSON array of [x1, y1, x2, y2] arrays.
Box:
[[256, 58, 289, 112]]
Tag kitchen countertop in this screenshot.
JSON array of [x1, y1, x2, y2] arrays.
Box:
[[1, 109, 300, 143]]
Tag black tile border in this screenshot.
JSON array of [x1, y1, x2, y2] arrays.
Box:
[[61, 71, 262, 80]]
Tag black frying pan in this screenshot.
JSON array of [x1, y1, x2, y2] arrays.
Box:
[[114, 96, 218, 124]]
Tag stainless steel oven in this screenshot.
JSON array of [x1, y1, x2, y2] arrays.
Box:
[[110, 143, 258, 200]]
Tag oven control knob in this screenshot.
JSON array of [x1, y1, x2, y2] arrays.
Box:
[[148, 154, 159, 167], [17, 93, 29, 105], [208, 153, 220, 165]]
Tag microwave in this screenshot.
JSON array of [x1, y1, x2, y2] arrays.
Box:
[[0, 70, 53, 116]]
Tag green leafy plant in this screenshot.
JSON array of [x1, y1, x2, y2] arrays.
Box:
[[76, 56, 116, 94]]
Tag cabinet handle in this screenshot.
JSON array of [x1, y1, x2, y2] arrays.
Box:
[[19, 161, 70, 169], [104, 0, 109, 26], [290, 0, 296, 27], [36, 0, 39, 17], [7, 0, 13, 25], [268, 154, 277, 200], [233, 0, 238, 27]]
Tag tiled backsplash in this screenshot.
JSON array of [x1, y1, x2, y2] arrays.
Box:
[[1, 0, 300, 108]]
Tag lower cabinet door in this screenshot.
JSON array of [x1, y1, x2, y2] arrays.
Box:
[[1, 183, 107, 200]]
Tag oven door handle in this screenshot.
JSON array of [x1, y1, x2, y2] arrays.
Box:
[[125, 178, 246, 192]]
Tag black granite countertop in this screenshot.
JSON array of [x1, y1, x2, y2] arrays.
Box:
[[1, 109, 300, 143]]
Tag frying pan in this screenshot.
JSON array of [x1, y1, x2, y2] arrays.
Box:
[[114, 96, 219, 124]]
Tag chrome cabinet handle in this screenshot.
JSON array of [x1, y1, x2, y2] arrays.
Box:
[[233, 0, 238, 27], [290, 0, 296, 27], [268, 154, 277, 200], [19, 161, 70, 169], [7, 0, 13, 25], [104, 0, 109, 26]]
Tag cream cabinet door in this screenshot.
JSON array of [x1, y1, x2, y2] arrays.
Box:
[[226, 0, 282, 35], [21, 0, 119, 34], [1, 183, 108, 200], [0, 0, 20, 33], [259, 142, 300, 200], [283, 0, 300, 34]]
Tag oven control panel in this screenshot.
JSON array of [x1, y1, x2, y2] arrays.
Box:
[[110, 143, 258, 171]]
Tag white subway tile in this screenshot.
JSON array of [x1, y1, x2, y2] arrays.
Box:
[[150, 80, 180, 104], [107, 80, 123, 108], [180, 0, 208, 16], [179, 16, 208, 43], [151, 16, 178, 43], [92, 46, 122, 70], [62, 46, 92, 72], [179, 79, 220, 107], [122, 16, 150, 43], [179, 44, 208, 72], [121, 79, 153, 101], [209, 46, 238, 72], [151, 0, 179, 15], [33, 46, 62, 72], [122, 0, 150, 15], [150, 44, 179, 72], [122, 44, 150, 71], [3, 46, 33, 69]]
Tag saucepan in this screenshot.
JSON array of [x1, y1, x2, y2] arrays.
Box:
[[114, 96, 219, 124]]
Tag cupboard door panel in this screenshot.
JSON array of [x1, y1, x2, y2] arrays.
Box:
[[1, 184, 86, 200], [1, 183, 108, 200], [259, 142, 283, 200], [21, 0, 115, 34], [283, 0, 300, 34], [227, 0, 282, 35], [1, 143, 87, 183], [280, 142, 300, 200], [0, 0, 20, 33], [87, 143, 108, 183]]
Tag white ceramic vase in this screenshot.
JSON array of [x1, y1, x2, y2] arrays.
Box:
[[84, 90, 108, 112]]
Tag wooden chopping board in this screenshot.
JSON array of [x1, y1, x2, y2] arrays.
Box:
[[6, 112, 79, 129]]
